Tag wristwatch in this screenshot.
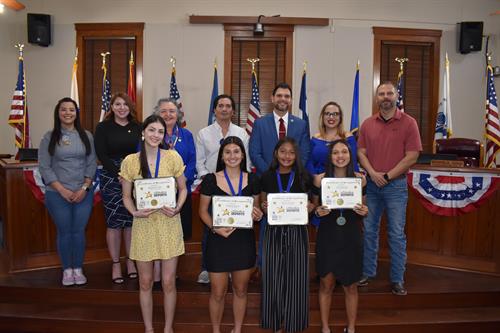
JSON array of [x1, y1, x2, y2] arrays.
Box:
[[81, 184, 90, 192], [383, 173, 390, 182]]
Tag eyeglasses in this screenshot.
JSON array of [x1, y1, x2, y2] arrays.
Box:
[[324, 112, 340, 118]]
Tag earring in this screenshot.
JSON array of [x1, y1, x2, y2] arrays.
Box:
[[141, 135, 145, 141]]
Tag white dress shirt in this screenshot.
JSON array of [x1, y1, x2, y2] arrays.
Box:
[[273, 111, 289, 138], [195, 121, 251, 177]]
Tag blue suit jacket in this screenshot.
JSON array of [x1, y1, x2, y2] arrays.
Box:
[[249, 113, 310, 175]]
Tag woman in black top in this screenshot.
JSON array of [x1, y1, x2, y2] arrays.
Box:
[[94, 92, 141, 284], [260, 137, 314, 333], [313, 139, 368, 333], [199, 136, 263, 333]]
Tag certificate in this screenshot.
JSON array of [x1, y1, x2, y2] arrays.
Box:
[[212, 196, 254, 228], [321, 177, 362, 209], [267, 193, 308, 225], [134, 177, 176, 209]]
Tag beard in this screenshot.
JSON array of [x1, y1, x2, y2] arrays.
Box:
[[274, 102, 289, 113], [378, 99, 396, 111]]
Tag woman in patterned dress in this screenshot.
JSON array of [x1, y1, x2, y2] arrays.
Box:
[[121, 115, 187, 333], [94, 92, 141, 284]]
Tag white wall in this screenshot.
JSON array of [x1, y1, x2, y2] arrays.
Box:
[[0, 0, 499, 155]]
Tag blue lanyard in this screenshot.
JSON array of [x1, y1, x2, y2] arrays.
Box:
[[165, 125, 179, 149], [224, 169, 243, 196], [147, 148, 161, 178], [276, 170, 295, 193]]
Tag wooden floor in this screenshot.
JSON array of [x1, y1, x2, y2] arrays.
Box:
[[1, 243, 500, 333]]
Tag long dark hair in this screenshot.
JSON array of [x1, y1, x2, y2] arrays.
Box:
[[215, 136, 248, 172], [269, 137, 309, 192], [324, 139, 355, 178], [139, 115, 167, 178], [105, 92, 138, 123], [48, 97, 91, 156]]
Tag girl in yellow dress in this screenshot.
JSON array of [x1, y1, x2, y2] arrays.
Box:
[[121, 114, 187, 333]]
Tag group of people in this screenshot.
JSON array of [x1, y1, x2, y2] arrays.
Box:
[[38, 80, 421, 333]]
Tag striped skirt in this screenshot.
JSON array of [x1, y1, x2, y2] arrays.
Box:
[[261, 224, 309, 332], [100, 159, 133, 229]]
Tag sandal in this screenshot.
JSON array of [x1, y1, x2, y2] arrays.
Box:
[[127, 257, 138, 279], [112, 260, 124, 284]]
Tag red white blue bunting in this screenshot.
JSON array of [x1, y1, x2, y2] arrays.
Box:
[[408, 170, 500, 216]]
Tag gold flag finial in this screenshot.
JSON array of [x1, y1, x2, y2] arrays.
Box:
[[129, 51, 134, 64], [214, 57, 217, 69], [170, 56, 176, 68], [303, 61, 307, 72], [100, 51, 110, 68], [246, 58, 260, 72], [14, 43, 25, 58], [395, 57, 409, 71], [74, 47, 78, 61], [356, 59, 360, 70]]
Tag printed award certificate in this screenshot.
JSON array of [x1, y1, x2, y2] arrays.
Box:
[[134, 177, 176, 209], [321, 177, 362, 209], [267, 193, 308, 225], [212, 196, 254, 228]]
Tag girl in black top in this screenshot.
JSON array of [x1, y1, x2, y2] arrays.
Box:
[[260, 137, 314, 333], [313, 139, 368, 333], [199, 136, 263, 333]]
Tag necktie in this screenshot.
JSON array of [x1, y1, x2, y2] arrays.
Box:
[[279, 118, 286, 139]]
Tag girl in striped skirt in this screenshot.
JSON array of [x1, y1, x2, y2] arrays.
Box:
[[259, 137, 314, 333]]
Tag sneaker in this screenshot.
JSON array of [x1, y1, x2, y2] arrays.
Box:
[[357, 276, 371, 287], [197, 270, 210, 284], [73, 268, 87, 285], [391, 282, 407, 296], [62, 268, 74, 286]]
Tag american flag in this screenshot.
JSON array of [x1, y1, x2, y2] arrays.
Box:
[[99, 62, 111, 122], [8, 50, 30, 149], [170, 67, 185, 127], [396, 69, 405, 112], [484, 64, 500, 168], [245, 69, 261, 135]]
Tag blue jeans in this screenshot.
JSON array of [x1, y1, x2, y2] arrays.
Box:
[[363, 177, 408, 283], [45, 190, 94, 269]]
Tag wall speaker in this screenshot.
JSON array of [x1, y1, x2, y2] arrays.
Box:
[[457, 21, 483, 54], [27, 13, 51, 47]]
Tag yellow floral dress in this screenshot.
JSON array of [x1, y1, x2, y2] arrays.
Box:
[[120, 150, 185, 261]]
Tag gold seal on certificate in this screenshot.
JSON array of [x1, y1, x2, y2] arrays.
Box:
[[321, 177, 362, 209], [134, 177, 176, 209], [267, 193, 308, 225], [212, 196, 254, 228]]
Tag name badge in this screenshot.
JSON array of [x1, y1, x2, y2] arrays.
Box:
[[267, 193, 308, 225], [134, 177, 176, 209], [212, 196, 254, 228], [321, 177, 362, 209]]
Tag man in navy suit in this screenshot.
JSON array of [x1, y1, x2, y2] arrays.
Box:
[[249, 82, 310, 280], [249, 82, 310, 174]]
